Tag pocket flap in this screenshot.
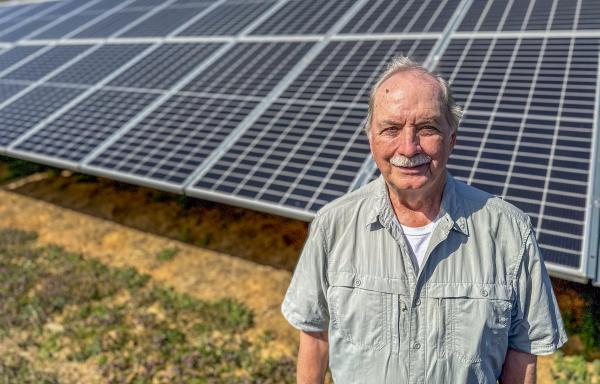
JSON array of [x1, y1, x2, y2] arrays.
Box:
[[426, 282, 511, 300], [329, 271, 410, 295]]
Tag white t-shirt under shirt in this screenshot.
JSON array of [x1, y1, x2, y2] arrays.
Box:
[[393, 214, 442, 270]]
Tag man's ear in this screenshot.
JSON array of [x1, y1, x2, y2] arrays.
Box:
[[450, 130, 457, 148]]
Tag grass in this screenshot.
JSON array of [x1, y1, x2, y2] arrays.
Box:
[[0, 228, 295, 383], [155, 246, 179, 262], [551, 351, 600, 384]]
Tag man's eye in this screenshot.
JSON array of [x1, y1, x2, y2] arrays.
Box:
[[420, 126, 438, 134], [382, 127, 398, 135]]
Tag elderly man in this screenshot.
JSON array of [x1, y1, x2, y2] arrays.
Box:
[[281, 56, 567, 383]]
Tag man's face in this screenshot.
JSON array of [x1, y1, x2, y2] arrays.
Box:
[[368, 71, 456, 195]]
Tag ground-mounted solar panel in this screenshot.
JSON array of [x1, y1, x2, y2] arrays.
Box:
[[124, 0, 166, 9], [423, 36, 600, 272], [3, 1, 57, 21], [247, 0, 355, 35], [25, 12, 105, 40], [0, 85, 84, 148], [83, 0, 131, 13], [0, 82, 27, 103], [70, 9, 151, 38], [458, 0, 600, 31], [189, 100, 369, 213], [0, 45, 44, 73], [12, 89, 159, 163], [47, 44, 149, 86], [86, 95, 260, 186], [340, 0, 462, 34], [0, 15, 56, 42], [280, 39, 436, 105], [1, 45, 90, 82], [177, 0, 275, 36], [108, 42, 223, 90], [182, 41, 315, 97], [118, 5, 211, 37]]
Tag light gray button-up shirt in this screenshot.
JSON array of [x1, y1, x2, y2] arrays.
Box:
[[282, 173, 567, 383]]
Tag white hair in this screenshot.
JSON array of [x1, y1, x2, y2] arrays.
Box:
[[364, 56, 463, 134]]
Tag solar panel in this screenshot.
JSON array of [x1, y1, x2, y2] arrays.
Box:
[[340, 0, 462, 34], [427, 36, 599, 270], [108, 42, 223, 90], [280, 39, 436, 105], [458, 0, 600, 31], [190, 100, 369, 212], [0, 16, 56, 42], [71, 9, 151, 38], [87, 95, 260, 185], [25, 12, 105, 40], [0, 45, 44, 73], [0, 82, 27, 103], [1, 45, 90, 82], [0, 85, 84, 147], [182, 41, 315, 97], [13, 90, 159, 162], [177, 0, 275, 36], [248, 0, 355, 35], [118, 5, 211, 37], [47, 44, 149, 86]]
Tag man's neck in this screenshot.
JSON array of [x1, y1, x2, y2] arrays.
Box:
[[386, 175, 446, 227]]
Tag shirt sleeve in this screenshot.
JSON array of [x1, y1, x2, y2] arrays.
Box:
[[508, 227, 568, 355], [281, 213, 329, 332]]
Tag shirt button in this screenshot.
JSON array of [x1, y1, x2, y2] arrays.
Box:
[[354, 279, 361, 287], [481, 289, 489, 297], [413, 343, 421, 350], [415, 299, 421, 306]]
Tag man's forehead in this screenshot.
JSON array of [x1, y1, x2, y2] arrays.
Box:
[[376, 70, 442, 98]]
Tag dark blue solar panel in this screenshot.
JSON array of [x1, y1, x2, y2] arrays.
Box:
[[0, 85, 84, 147], [26, 12, 104, 40], [341, 0, 461, 34], [249, 0, 354, 35], [459, 0, 600, 32], [193, 100, 369, 211], [48, 44, 148, 86], [0, 45, 44, 72], [0, 82, 26, 103], [83, 0, 129, 13], [109, 42, 223, 90], [578, 0, 600, 29], [14, 90, 159, 162], [0, 16, 55, 41], [280, 39, 435, 105], [432, 37, 600, 269], [119, 6, 210, 37], [71, 9, 150, 38], [89, 95, 260, 185], [1, 45, 90, 82], [183, 41, 314, 97]]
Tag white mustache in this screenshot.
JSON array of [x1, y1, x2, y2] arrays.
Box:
[[390, 154, 431, 168]]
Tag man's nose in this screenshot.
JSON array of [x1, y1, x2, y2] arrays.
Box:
[[397, 129, 420, 157]]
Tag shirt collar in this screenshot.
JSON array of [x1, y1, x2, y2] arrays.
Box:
[[366, 171, 469, 236]]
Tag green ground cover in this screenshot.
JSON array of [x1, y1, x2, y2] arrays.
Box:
[[0, 228, 294, 383]]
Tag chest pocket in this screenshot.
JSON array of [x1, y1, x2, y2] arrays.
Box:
[[428, 283, 512, 367], [328, 272, 407, 351]]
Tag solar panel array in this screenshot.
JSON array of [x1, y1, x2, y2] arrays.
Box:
[[1, 0, 599, 283]]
